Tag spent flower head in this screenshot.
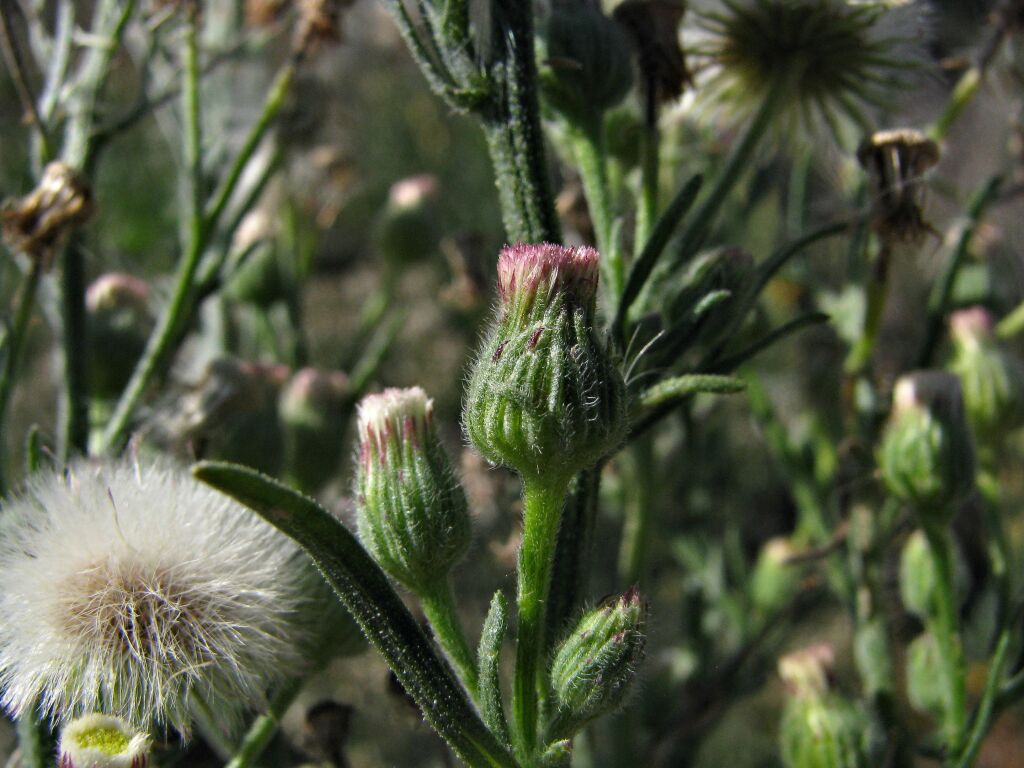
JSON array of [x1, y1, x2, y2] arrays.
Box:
[[0, 458, 306, 732], [58, 713, 150, 768], [695, 0, 921, 138]]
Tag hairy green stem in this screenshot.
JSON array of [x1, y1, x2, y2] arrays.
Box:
[[514, 476, 569, 760], [618, 436, 654, 585], [0, 258, 44, 493], [635, 121, 659, 255], [422, 580, 480, 696], [58, 236, 90, 460], [570, 123, 622, 308], [923, 523, 967, 760], [225, 677, 304, 768]]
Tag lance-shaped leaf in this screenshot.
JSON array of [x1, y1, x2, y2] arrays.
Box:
[[192, 461, 518, 768], [478, 592, 511, 746]]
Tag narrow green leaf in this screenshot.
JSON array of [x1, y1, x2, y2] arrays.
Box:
[[637, 374, 746, 411], [478, 591, 512, 746], [614, 174, 704, 339], [710, 312, 830, 373], [192, 462, 518, 768], [24, 426, 46, 475]]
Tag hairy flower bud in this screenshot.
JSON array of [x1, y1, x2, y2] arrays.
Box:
[[280, 368, 351, 491], [59, 714, 150, 768], [948, 307, 1024, 447], [86, 274, 155, 400], [356, 387, 471, 590], [548, 588, 646, 739], [375, 175, 441, 266], [779, 645, 878, 768], [464, 243, 626, 484], [878, 372, 975, 515], [541, 0, 634, 125], [898, 529, 969, 620]]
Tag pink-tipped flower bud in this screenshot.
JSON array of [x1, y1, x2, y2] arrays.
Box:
[[375, 175, 441, 266], [356, 387, 471, 591], [465, 243, 626, 484], [58, 714, 150, 768], [279, 367, 350, 491], [86, 274, 155, 399]]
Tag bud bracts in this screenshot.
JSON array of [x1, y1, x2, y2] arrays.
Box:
[[356, 387, 471, 590], [465, 243, 626, 483], [59, 714, 150, 768], [878, 372, 975, 514], [548, 588, 646, 738]]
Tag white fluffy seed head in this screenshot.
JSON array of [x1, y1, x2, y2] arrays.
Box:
[[0, 458, 306, 733]]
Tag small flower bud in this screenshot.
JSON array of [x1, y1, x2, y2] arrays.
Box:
[[464, 243, 626, 484], [548, 588, 646, 739], [375, 175, 441, 267], [779, 645, 878, 768], [857, 129, 940, 245], [905, 632, 946, 718], [878, 372, 976, 514], [1, 162, 93, 265], [280, 368, 351, 491], [750, 537, 800, 614], [948, 307, 1024, 447], [58, 714, 150, 768], [898, 529, 969, 620], [356, 387, 471, 590], [541, 1, 634, 125], [86, 274, 155, 400]]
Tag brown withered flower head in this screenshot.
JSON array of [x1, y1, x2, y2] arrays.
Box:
[[1, 162, 93, 266], [614, 0, 690, 124]]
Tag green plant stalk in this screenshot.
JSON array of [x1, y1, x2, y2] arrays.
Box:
[[570, 122, 622, 309], [514, 476, 570, 759], [421, 580, 481, 696], [929, 67, 981, 143], [192, 690, 237, 759], [844, 244, 891, 375], [225, 677, 304, 768], [618, 435, 654, 585], [996, 298, 1024, 340], [955, 629, 1011, 768], [15, 701, 50, 768], [97, 63, 296, 454], [484, 121, 561, 245], [977, 464, 1012, 643], [923, 522, 967, 759], [58, 236, 90, 460], [666, 77, 786, 273], [0, 257, 44, 493], [635, 121, 659, 255]]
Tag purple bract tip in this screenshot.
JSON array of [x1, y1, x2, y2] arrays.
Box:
[[497, 243, 600, 307]]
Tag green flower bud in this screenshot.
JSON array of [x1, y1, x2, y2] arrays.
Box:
[[375, 175, 441, 266], [898, 529, 969, 620], [750, 537, 800, 614], [59, 714, 150, 768], [464, 243, 626, 484], [906, 632, 947, 718], [948, 307, 1024, 448], [548, 588, 646, 739], [853, 617, 892, 697], [541, 1, 634, 125], [878, 372, 975, 515], [779, 645, 878, 768], [225, 242, 290, 308], [356, 387, 471, 590], [280, 367, 351, 491], [86, 274, 155, 400]]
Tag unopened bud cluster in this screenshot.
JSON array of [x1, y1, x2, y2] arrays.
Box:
[[356, 387, 471, 590], [464, 243, 626, 484], [548, 588, 646, 739]]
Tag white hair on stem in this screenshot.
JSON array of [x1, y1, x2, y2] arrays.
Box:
[[0, 458, 306, 733]]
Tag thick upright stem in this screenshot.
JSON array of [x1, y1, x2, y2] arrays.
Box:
[[59, 236, 90, 460], [514, 476, 569, 760], [923, 523, 967, 760], [421, 580, 480, 696]]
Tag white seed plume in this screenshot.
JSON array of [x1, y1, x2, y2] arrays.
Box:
[[0, 458, 305, 732]]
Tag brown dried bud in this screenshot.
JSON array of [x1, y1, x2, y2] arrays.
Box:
[[857, 129, 940, 245], [613, 0, 690, 123], [294, 0, 355, 53], [1, 162, 92, 265]]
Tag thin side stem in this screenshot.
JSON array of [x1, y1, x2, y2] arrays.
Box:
[[923, 523, 967, 760], [955, 629, 1011, 768], [635, 119, 659, 256], [225, 677, 304, 768], [97, 62, 296, 454], [421, 580, 480, 696], [0, 0, 54, 162], [0, 258, 44, 493], [514, 476, 569, 760], [58, 235, 90, 460]]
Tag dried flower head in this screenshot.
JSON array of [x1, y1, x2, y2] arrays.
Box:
[[0, 459, 305, 732], [59, 713, 150, 768], [1, 162, 93, 265], [696, 0, 919, 137], [857, 128, 940, 244], [613, 0, 690, 122]]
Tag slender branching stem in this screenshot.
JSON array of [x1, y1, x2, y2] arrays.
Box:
[[955, 629, 1011, 768], [421, 580, 480, 696], [225, 677, 305, 768]]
